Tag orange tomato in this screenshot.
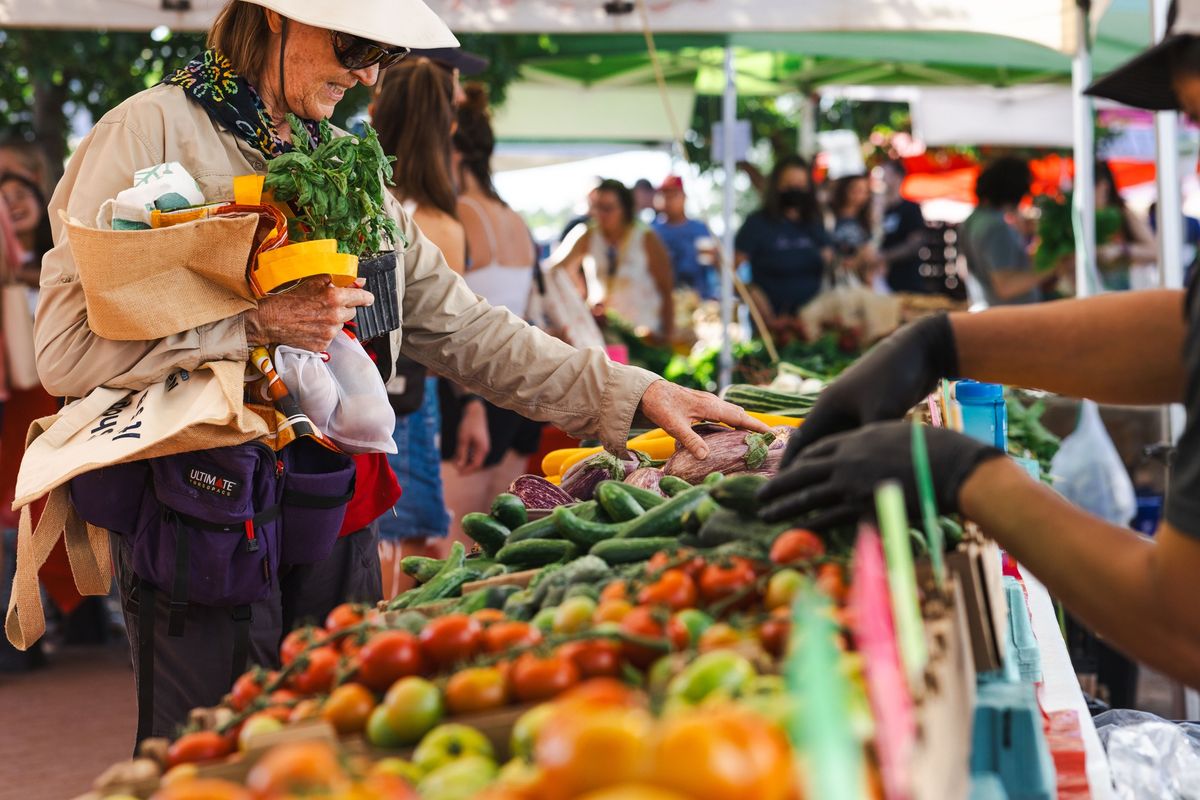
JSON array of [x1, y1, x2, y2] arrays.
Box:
[[652, 707, 794, 800], [645, 549, 705, 582], [816, 562, 848, 604], [558, 639, 624, 679], [288, 697, 323, 723], [324, 602, 365, 635], [697, 622, 744, 653], [288, 645, 341, 695], [619, 607, 689, 668], [227, 668, 267, 712], [445, 666, 509, 714], [510, 652, 581, 703], [482, 621, 543, 654], [150, 778, 251, 800], [534, 704, 655, 800], [471, 608, 508, 627], [576, 785, 694, 800], [637, 569, 698, 611], [419, 614, 484, 671], [556, 678, 643, 710], [599, 580, 629, 603], [698, 558, 758, 606], [279, 626, 327, 667], [758, 617, 791, 658], [322, 683, 376, 735], [355, 630, 424, 692], [245, 741, 350, 797], [594, 599, 634, 624], [769, 529, 826, 565]]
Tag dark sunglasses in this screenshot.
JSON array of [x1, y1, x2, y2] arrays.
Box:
[[331, 31, 410, 70]]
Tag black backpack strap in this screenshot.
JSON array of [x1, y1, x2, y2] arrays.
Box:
[[135, 579, 156, 744], [230, 605, 252, 685], [168, 516, 189, 638], [282, 482, 356, 510]]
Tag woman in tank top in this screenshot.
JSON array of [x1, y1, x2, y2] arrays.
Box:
[[550, 178, 674, 341], [438, 84, 546, 550]]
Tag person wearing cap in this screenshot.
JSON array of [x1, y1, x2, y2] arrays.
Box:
[[758, 3, 1200, 688], [34, 0, 766, 735], [652, 175, 720, 301]]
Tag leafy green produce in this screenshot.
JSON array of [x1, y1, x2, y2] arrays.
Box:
[[1034, 191, 1123, 273]]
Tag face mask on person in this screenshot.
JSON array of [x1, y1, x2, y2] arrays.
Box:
[[778, 189, 810, 211]]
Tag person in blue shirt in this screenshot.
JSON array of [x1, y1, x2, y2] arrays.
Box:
[[734, 155, 831, 317], [652, 175, 719, 299]]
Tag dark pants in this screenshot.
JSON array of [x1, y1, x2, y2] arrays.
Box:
[[114, 523, 382, 741]]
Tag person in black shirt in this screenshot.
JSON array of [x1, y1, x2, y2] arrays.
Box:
[[758, 4, 1200, 687], [877, 159, 931, 294]]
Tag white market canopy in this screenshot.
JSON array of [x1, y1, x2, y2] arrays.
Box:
[[3, 0, 1105, 58]]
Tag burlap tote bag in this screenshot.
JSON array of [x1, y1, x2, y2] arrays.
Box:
[[62, 211, 260, 341], [4, 360, 270, 649]]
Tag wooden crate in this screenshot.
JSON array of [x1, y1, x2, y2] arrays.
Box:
[[947, 533, 1008, 673]]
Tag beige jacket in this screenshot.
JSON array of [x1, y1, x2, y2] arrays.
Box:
[[36, 84, 659, 449]]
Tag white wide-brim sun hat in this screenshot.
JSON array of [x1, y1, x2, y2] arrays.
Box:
[[241, 0, 459, 51]]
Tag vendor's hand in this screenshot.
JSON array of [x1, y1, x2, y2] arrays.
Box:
[[454, 399, 490, 476], [638, 379, 769, 459], [784, 313, 958, 466], [245, 276, 374, 351], [758, 421, 1004, 529]]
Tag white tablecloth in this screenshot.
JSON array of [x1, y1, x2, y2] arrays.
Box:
[[1022, 570, 1117, 800]]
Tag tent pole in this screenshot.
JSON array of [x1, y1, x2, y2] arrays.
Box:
[[799, 91, 818, 160], [1071, 0, 1096, 299], [719, 46, 737, 391]]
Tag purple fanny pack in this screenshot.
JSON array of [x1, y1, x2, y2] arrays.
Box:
[[70, 439, 356, 614]]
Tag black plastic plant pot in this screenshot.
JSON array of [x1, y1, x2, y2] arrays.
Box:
[[354, 250, 400, 342]]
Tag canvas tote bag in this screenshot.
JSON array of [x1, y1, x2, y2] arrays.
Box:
[[5, 360, 269, 649]]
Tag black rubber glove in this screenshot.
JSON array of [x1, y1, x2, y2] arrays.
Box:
[[758, 421, 1005, 529], [782, 313, 959, 468]]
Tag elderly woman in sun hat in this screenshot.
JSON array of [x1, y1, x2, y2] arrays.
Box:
[[34, 0, 765, 738]]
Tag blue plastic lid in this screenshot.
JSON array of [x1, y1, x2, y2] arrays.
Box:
[[956, 380, 1004, 402]]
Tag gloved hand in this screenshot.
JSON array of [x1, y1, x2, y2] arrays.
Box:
[[782, 313, 959, 467], [758, 421, 1004, 528]]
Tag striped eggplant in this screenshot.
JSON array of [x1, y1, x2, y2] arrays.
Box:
[[663, 426, 791, 482]]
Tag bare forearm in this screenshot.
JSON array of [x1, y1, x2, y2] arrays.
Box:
[[961, 458, 1200, 685], [951, 289, 1186, 404]]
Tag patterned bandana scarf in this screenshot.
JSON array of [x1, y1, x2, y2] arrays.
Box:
[[165, 48, 317, 159]]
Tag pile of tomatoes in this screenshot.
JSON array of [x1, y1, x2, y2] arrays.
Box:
[[152, 527, 841, 800]]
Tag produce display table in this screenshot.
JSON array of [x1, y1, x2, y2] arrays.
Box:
[[1022, 570, 1116, 800]]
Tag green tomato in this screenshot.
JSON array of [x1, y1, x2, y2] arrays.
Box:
[[765, 568, 805, 611], [553, 596, 597, 634], [673, 608, 714, 646], [413, 723, 495, 774], [418, 754, 497, 800], [509, 703, 555, 763], [531, 607, 557, 634], [379, 676, 444, 746], [371, 757, 425, 784], [237, 713, 284, 751], [367, 704, 408, 749], [666, 650, 756, 705]]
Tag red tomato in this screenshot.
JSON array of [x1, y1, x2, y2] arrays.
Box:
[[599, 580, 629, 603], [419, 614, 483, 671], [509, 652, 581, 702], [646, 548, 705, 581], [280, 626, 327, 667], [619, 606, 689, 668], [288, 646, 341, 695], [228, 669, 267, 712], [816, 562, 848, 604], [698, 558, 758, 606], [559, 639, 624, 678], [323, 603, 364, 635], [482, 620, 543, 654], [637, 569, 698, 611], [769, 529, 826, 565], [758, 618, 791, 658], [445, 666, 509, 714], [355, 630, 424, 692], [166, 731, 235, 768]]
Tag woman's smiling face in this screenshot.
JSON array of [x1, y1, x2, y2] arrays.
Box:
[[261, 13, 380, 121]]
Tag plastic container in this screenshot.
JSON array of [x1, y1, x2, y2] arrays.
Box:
[[971, 681, 1057, 800], [1132, 491, 1163, 537], [355, 250, 400, 342], [1004, 576, 1042, 683], [955, 380, 1008, 450]]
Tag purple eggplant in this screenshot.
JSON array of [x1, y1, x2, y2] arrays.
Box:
[[560, 450, 638, 500], [624, 467, 666, 496], [508, 474, 574, 509], [664, 426, 791, 482]]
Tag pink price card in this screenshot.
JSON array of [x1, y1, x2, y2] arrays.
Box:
[[850, 525, 916, 800]]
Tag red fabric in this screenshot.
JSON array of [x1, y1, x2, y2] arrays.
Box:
[[1, 387, 82, 614], [526, 425, 583, 475], [339, 452, 401, 536]]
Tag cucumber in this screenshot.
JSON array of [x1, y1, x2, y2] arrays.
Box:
[[503, 588, 538, 621], [617, 485, 710, 539], [698, 508, 790, 547], [484, 584, 521, 609], [393, 542, 466, 608], [596, 482, 645, 522], [490, 493, 528, 529], [508, 514, 562, 543], [462, 512, 510, 556], [703, 471, 725, 487], [590, 537, 681, 565], [552, 505, 625, 548], [616, 481, 668, 510], [682, 496, 719, 533], [496, 539, 579, 569], [480, 563, 507, 579], [710, 474, 769, 515], [659, 476, 692, 497], [454, 589, 490, 614], [401, 555, 443, 584]]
